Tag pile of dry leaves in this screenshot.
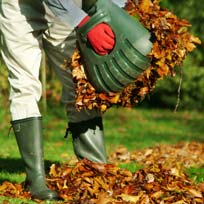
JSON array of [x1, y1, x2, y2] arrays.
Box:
[[69, 0, 201, 112], [0, 142, 204, 203], [47, 158, 204, 204]]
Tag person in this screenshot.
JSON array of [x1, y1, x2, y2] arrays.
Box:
[[0, 0, 126, 201]]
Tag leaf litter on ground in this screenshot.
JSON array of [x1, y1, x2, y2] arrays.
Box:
[[0, 141, 204, 203]]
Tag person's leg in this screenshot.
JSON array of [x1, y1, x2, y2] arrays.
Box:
[[0, 0, 58, 200], [42, 1, 107, 163], [11, 117, 59, 200]]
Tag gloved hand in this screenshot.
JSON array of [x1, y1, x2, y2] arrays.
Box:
[[78, 16, 115, 55]]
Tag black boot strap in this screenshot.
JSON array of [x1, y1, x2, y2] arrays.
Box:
[[64, 117, 103, 139]]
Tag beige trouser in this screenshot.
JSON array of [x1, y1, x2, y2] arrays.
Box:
[[0, 0, 101, 122]]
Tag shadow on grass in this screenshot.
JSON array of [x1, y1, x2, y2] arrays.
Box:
[[0, 158, 55, 183]]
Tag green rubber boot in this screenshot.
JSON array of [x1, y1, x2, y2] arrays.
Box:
[[68, 117, 107, 163], [11, 117, 59, 200]]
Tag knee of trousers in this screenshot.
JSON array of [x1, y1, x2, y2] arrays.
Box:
[[9, 95, 41, 121]]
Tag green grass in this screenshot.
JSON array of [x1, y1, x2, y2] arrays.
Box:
[[186, 166, 204, 183], [0, 103, 204, 203], [104, 106, 204, 152]]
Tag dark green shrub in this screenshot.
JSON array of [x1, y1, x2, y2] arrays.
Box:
[[144, 56, 204, 111]]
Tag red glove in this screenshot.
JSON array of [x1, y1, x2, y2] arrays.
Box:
[[78, 16, 115, 55]]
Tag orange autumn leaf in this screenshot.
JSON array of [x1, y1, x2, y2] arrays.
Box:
[[138, 0, 153, 12]]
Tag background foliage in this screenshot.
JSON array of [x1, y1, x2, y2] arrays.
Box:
[[0, 0, 204, 110]]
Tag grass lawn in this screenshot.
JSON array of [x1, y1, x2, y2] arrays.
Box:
[[0, 103, 204, 203]]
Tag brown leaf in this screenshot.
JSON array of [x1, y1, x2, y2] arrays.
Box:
[[118, 193, 141, 202]]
